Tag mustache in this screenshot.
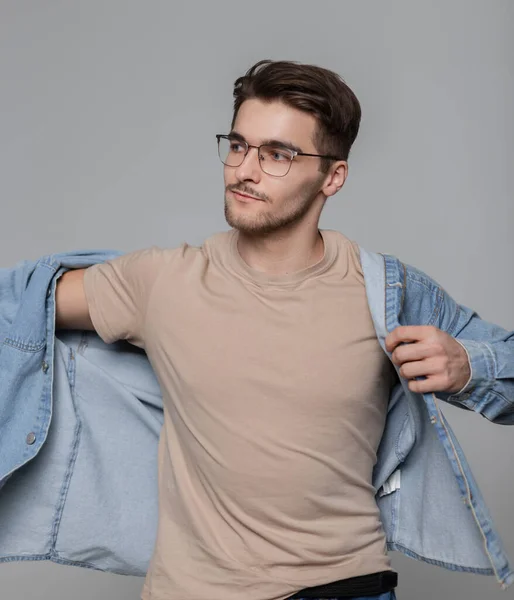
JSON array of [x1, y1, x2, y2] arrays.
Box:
[[226, 184, 269, 202]]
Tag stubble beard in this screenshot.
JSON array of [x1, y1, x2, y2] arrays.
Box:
[[224, 182, 322, 236]]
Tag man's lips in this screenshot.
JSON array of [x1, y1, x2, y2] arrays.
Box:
[[231, 190, 264, 202]]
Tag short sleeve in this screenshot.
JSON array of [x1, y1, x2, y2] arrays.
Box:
[[83, 246, 168, 347]]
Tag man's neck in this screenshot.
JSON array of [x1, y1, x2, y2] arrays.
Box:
[[236, 225, 325, 276]]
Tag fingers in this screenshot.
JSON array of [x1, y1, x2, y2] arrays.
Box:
[[398, 358, 440, 380], [407, 376, 450, 394], [391, 343, 437, 366], [385, 325, 436, 352]]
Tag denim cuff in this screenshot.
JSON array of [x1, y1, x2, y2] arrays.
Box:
[[445, 339, 496, 404]]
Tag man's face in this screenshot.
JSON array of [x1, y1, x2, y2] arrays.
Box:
[[223, 99, 329, 235]]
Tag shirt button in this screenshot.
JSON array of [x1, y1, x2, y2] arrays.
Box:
[[42, 361, 49, 373], [26, 432, 36, 445], [47, 288, 51, 298]]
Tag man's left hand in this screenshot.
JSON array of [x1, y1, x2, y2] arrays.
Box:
[[385, 325, 471, 394]]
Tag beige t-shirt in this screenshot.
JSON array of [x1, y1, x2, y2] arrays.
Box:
[[83, 229, 397, 600]]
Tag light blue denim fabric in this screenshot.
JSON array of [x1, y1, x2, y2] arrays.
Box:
[[0, 247, 513, 589]]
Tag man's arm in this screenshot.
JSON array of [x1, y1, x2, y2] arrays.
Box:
[[60, 247, 169, 347], [385, 260, 514, 425], [55, 268, 95, 331]]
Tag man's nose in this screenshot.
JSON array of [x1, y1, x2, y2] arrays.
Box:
[[234, 147, 262, 183]]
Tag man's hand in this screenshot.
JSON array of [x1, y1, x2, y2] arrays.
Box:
[[385, 325, 471, 395]]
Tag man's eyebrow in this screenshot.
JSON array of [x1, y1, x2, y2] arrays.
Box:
[[229, 131, 303, 154]]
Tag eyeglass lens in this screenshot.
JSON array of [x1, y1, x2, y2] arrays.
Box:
[[218, 137, 294, 176]]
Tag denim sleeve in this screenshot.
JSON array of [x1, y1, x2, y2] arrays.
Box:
[[436, 293, 514, 425], [0, 259, 38, 342], [401, 262, 514, 425]]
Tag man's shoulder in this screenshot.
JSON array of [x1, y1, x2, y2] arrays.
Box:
[[161, 230, 232, 256], [110, 231, 233, 272]]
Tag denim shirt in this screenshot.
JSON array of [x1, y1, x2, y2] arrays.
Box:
[[0, 248, 513, 588]]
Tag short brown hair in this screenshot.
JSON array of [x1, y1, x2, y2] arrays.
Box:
[[231, 59, 362, 172]]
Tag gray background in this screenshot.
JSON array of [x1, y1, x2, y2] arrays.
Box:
[[1, 1, 513, 599]]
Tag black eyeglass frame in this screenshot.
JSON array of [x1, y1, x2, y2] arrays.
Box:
[[216, 134, 345, 177]]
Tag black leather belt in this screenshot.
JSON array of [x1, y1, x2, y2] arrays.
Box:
[[287, 570, 398, 599]]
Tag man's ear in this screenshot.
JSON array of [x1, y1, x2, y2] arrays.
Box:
[[321, 161, 348, 198]]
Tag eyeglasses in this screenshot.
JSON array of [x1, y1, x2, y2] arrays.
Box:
[[216, 134, 343, 177]]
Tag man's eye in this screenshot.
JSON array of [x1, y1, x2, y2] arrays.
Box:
[[267, 148, 291, 161], [230, 143, 244, 152]]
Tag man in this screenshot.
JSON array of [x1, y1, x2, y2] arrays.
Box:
[[52, 60, 508, 600]]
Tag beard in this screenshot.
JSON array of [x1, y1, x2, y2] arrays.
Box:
[[224, 180, 323, 236]]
